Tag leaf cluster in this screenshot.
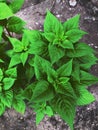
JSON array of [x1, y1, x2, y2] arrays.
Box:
[[0, 1, 98, 130]]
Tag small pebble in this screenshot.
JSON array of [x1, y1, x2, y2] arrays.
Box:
[[69, 0, 77, 7]]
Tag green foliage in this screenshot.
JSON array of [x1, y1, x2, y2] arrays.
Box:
[[0, 2, 98, 130]]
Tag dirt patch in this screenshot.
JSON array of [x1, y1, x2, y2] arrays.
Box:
[[0, 0, 98, 130]]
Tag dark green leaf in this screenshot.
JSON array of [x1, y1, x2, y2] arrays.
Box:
[[57, 59, 73, 77], [0, 68, 3, 81], [0, 25, 3, 41], [32, 80, 54, 102], [79, 54, 98, 69], [0, 3, 13, 20], [80, 70, 98, 86], [48, 44, 65, 64], [9, 0, 24, 13], [7, 16, 26, 33], [50, 94, 76, 130]]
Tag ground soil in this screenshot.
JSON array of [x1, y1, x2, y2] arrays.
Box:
[[0, 0, 98, 130]]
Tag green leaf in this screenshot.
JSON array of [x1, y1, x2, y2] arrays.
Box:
[[0, 68, 3, 81], [9, 54, 21, 68], [61, 40, 74, 49], [80, 70, 98, 86], [25, 66, 34, 82], [3, 78, 15, 90], [76, 87, 95, 105], [44, 32, 56, 42], [5, 67, 17, 78], [8, 37, 23, 52], [50, 94, 76, 130], [44, 11, 64, 36], [32, 80, 54, 102], [23, 30, 41, 43], [20, 52, 28, 66], [22, 83, 35, 100], [29, 40, 46, 55], [79, 54, 98, 69], [48, 44, 65, 64], [34, 55, 50, 80], [0, 102, 5, 116], [36, 111, 44, 125], [7, 16, 26, 33], [0, 90, 13, 107], [67, 42, 95, 58], [0, 3, 13, 20], [65, 29, 87, 43], [63, 14, 80, 31], [0, 25, 3, 41], [45, 106, 53, 116], [34, 55, 57, 82], [12, 97, 26, 114], [71, 62, 80, 82], [9, 0, 24, 13], [57, 59, 73, 77], [0, 59, 4, 63]]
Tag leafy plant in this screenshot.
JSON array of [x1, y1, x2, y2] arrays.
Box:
[[0, 1, 98, 130]]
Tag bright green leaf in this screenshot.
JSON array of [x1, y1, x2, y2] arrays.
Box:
[[20, 52, 28, 66], [65, 29, 87, 43], [5, 67, 17, 78], [45, 106, 53, 116], [0, 3, 13, 20], [0, 90, 13, 107], [8, 37, 23, 52], [0, 102, 5, 116], [29, 40, 46, 55], [61, 40, 74, 49], [67, 42, 95, 58], [9, 0, 24, 13], [44, 11, 64, 36], [63, 14, 80, 31], [12, 98, 26, 114], [76, 87, 95, 105], [36, 111, 44, 125], [3, 77, 15, 90], [48, 44, 65, 64], [9, 54, 21, 68]]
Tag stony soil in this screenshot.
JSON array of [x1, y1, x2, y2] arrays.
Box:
[[0, 0, 98, 130]]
